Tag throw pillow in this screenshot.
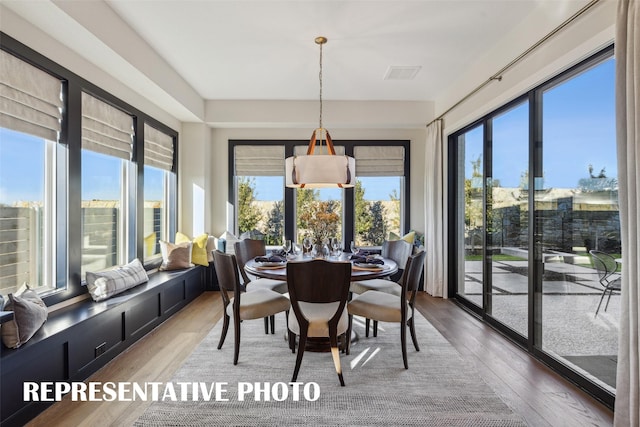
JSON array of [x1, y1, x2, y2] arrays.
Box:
[[86, 258, 149, 302], [159, 240, 193, 271], [175, 232, 209, 266], [206, 235, 217, 263], [144, 232, 157, 257], [2, 288, 48, 349], [388, 231, 416, 245]]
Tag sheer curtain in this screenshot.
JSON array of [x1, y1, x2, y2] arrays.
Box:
[[424, 119, 446, 297], [614, 0, 639, 425]]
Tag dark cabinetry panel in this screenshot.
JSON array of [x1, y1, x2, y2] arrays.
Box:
[[126, 292, 162, 341], [0, 267, 204, 427], [0, 339, 66, 426], [68, 310, 124, 379], [162, 280, 186, 316]]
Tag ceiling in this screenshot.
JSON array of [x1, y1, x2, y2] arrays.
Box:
[[2, 0, 593, 123]]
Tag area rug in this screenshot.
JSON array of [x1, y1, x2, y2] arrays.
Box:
[[134, 311, 527, 426]]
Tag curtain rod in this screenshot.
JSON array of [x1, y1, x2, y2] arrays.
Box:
[[426, 0, 602, 128]]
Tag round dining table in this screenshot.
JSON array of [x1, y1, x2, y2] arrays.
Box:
[[244, 252, 398, 352], [244, 252, 398, 282]]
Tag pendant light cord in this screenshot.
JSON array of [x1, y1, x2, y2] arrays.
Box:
[[318, 40, 323, 134]]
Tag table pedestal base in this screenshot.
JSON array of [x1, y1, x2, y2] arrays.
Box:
[[285, 331, 358, 352]]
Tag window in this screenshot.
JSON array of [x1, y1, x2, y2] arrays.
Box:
[[293, 144, 344, 246], [449, 46, 617, 406], [230, 141, 409, 251], [0, 50, 64, 297], [80, 93, 134, 278], [1, 35, 178, 305], [353, 146, 405, 247], [143, 123, 176, 259], [234, 145, 285, 245]]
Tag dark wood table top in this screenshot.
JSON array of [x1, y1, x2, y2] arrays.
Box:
[[244, 253, 398, 282]]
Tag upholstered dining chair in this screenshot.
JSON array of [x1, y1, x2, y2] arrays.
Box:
[[347, 250, 426, 369], [349, 239, 413, 337], [234, 239, 289, 334], [287, 259, 352, 386], [213, 250, 290, 365], [589, 250, 622, 317]]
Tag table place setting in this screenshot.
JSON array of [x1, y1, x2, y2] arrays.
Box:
[[349, 249, 386, 271], [253, 251, 287, 269]]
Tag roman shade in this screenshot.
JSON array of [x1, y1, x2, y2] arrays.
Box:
[[0, 50, 63, 141], [294, 144, 345, 156], [144, 123, 174, 171], [235, 145, 284, 176], [354, 146, 404, 176], [81, 92, 134, 160]]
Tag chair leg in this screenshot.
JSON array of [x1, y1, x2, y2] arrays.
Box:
[[233, 316, 241, 365], [409, 315, 420, 352], [288, 330, 296, 353], [217, 313, 230, 350], [263, 317, 269, 334], [401, 318, 408, 369], [365, 318, 370, 337], [595, 288, 608, 317], [270, 315, 276, 334], [292, 331, 307, 382], [346, 315, 353, 355], [373, 320, 378, 337], [604, 288, 614, 311], [329, 330, 345, 386]]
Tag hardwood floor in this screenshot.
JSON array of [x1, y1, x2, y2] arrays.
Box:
[[413, 293, 614, 427], [28, 291, 613, 427]]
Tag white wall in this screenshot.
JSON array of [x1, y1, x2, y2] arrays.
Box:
[[179, 123, 212, 237], [439, 0, 616, 136]]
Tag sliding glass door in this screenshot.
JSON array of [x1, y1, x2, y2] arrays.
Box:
[[488, 102, 530, 337], [450, 46, 618, 406], [456, 125, 484, 308], [538, 56, 618, 392]]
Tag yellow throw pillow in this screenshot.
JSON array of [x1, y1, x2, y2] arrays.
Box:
[[388, 231, 416, 245], [401, 231, 416, 245], [175, 232, 209, 266], [144, 232, 157, 257]]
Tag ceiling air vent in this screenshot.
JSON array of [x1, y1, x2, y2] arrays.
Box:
[[384, 66, 421, 80]]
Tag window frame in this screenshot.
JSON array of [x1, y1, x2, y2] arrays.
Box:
[[229, 140, 410, 248]]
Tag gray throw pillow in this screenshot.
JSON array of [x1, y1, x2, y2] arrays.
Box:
[[1, 289, 48, 349], [86, 258, 149, 302]]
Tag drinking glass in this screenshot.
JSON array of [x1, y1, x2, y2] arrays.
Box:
[[303, 237, 312, 256], [331, 238, 341, 257], [321, 244, 330, 259], [350, 241, 358, 254], [283, 239, 292, 257]]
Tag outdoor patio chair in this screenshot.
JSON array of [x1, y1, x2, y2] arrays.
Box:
[[589, 250, 622, 317]]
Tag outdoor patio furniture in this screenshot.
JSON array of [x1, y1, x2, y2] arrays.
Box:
[[589, 250, 622, 317]]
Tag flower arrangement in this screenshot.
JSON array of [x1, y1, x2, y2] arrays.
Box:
[[298, 201, 340, 245]]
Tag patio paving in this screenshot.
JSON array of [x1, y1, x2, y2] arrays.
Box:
[[459, 258, 620, 389]]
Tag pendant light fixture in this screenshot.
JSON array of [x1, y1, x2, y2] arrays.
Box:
[[285, 36, 355, 188]]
